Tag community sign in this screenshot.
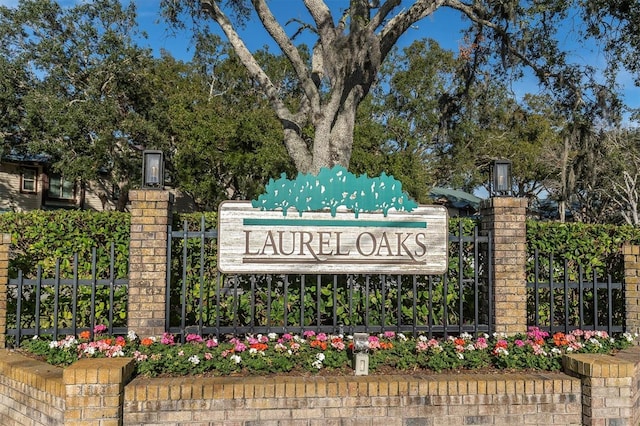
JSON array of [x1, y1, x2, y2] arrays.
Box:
[[217, 167, 448, 275]]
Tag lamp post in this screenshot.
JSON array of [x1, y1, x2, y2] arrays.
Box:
[[491, 159, 512, 197], [142, 150, 164, 189], [353, 332, 369, 376]]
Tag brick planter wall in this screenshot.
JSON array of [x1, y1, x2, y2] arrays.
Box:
[[0, 346, 638, 425]]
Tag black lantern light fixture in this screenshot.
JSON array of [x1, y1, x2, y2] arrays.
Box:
[[491, 159, 512, 197], [142, 150, 164, 189]]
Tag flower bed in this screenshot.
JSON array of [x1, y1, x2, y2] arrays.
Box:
[[21, 326, 638, 377]]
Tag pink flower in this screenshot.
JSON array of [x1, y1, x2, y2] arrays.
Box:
[[474, 337, 488, 350], [204, 352, 213, 360], [316, 333, 328, 342], [206, 339, 218, 348], [234, 342, 247, 352], [515, 339, 525, 347], [282, 333, 293, 341], [93, 324, 108, 335], [303, 330, 316, 338], [416, 341, 429, 352], [161, 333, 175, 345], [384, 331, 396, 339], [368, 336, 381, 350], [186, 334, 203, 343]]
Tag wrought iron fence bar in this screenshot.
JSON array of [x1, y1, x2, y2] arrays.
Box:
[[607, 274, 613, 332], [548, 252, 555, 334], [266, 275, 273, 333], [15, 270, 22, 345], [165, 222, 173, 336], [34, 266, 42, 339], [316, 275, 321, 329], [380, 274, 386, 332], [300, 275, 306, 329], [563, 258, 569, 333], [180, 220, 189, 342], [578, 264, 585, 331], [71, 253, 79, 339], [283, 275, 289, 329], [333, 275, 338, 332], [427, 275, 434, 340], [198, 215, 206, 334], [364, 275, 370, 334], [473, 226, 480, 332], [90, 247, 98, 340], [396, 275, 402, 331], [458, 221, 464, 335], [108, 242, 116, 336], [53, 260, 61, 341], [593, 269, 599, 330]]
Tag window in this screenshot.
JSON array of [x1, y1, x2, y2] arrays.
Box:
[[20, 168, 37, 193], [47, 173, 75, 200]]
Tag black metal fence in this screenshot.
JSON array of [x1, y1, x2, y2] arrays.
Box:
[[526, 249, 625, 334], [5, 219, 630, 345], [166, 218, 493, 341], [7, 244, 129, 345]]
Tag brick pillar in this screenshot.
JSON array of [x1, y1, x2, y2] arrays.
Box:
[[564, 348, 640, 426], [0, 234, 9, 349], [480, 197, 528, 335], [127, 190, 173, 338], [63, 357, 135, 425], [623, 244, 640, 336]]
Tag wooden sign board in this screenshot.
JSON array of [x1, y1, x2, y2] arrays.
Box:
[[218, 201, 448, 275]]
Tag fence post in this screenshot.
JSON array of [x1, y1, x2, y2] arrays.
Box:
[[622, 244, 640, 336], [480, 197, 528, 335], [127, 190, 173, 338], [0, 234, 9, 349]]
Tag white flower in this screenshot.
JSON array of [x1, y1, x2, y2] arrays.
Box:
[[127, 330, 138, 341], [316, 353, 325, 362], [49, 341, 59, 349], [231, 355, 242, 364], [111, 349, 124, 357], [84, 347, 96, 356], [397, 333, 407, 341], [188, 355, 200, 365], [465, 344, 475, 351], [32, 335, 38, 340], [268, 333, 277, 340], [249, 348, 257, 355], [460, 332, 472, 340], [418, 335, 428, 342], [457, 353, 464, 360], [551, 348, 562, 355]]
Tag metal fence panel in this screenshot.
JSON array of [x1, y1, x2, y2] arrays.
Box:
[[167, 217, 493, 342], [526, 249, 625, 335], [7, 244, 128, 346]]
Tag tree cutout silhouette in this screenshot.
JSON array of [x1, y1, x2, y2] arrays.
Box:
[[252, 166, 418, 217]]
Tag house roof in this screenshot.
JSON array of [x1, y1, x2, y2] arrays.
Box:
[[3, 150, 50, 164], [429, 187, 483, 210]]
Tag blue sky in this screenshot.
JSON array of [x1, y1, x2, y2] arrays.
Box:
[[2, 0, 639, 121]]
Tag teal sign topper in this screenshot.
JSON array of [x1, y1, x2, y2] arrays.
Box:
[[218, 167, 448, 275], [251, 166, 418, 217]]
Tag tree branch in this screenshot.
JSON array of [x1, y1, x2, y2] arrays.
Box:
[[251, 0, 321, 112]]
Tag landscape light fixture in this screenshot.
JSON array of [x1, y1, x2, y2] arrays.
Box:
[[353, 332, 369, 376], [491, 159, 512, 197], [142, 150, 164, 189]]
